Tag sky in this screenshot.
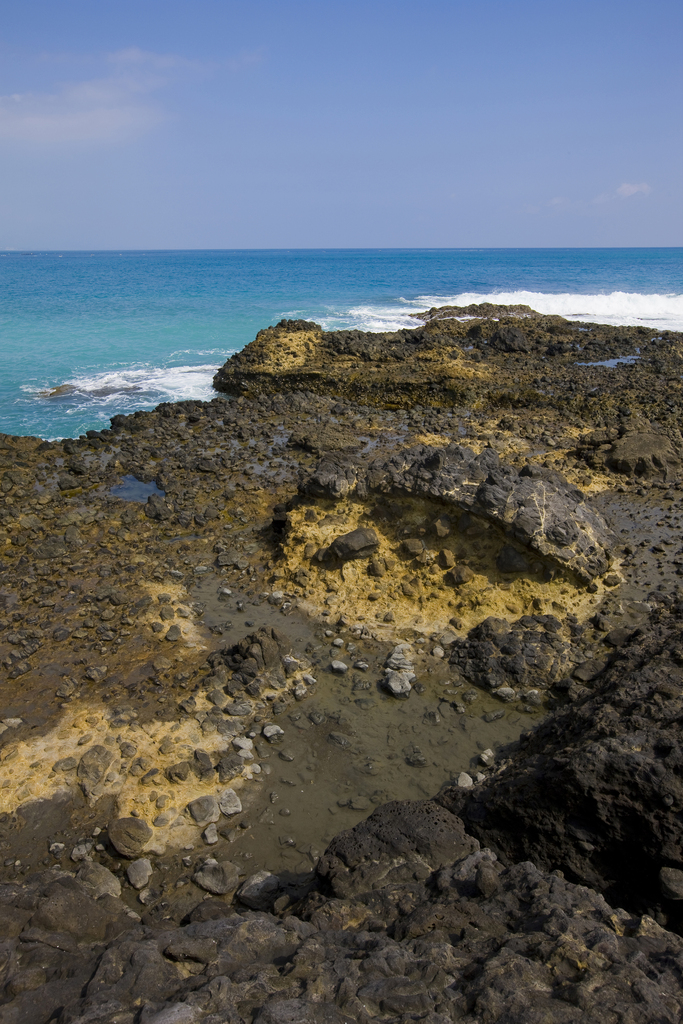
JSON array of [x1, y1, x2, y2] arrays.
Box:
[[0, 0, 681, 249]]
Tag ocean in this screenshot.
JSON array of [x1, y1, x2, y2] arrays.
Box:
[[1, 247, 682, 441]]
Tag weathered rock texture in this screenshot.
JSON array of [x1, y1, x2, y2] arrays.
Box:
[[2, 807, 683, 1023], [300, 443, 615, 582], [440, 603, 683, 932]]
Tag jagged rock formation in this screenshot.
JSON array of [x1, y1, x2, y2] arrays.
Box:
[[1, 802, 682, 1023], [440, 603, 683, 932]]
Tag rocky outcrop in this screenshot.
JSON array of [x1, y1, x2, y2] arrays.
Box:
[[299, 443, 615, 582], [2, 813, 683, 1024], [439, 604, 683, 931]]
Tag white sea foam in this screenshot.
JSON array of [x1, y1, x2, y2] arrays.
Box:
[[408, 290, 683, 333], [24, 362, 223, 410]]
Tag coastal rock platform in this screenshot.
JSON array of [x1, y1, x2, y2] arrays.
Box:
[[1, 305, 683, 1020]]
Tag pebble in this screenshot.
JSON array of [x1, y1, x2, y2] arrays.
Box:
[[202, 823, 218, 844], [331, 660, 348, 674], [263, 724, 284, 742], [127, 858, 153, 890], [383, 669, 413, 698], [457, 772, 474, 789]]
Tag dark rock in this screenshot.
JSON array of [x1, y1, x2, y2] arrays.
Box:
[[318, 799, 478, 897], [193, 858, 240, 895], [661, 867, 683, 900], [606, 432, 681, 480], [301, 443, 614, 581], [496, 543, 530, 573], [328, 527, 379, 560], [77, 744, 114, 797], [108, 816, 153, 857], [488, 325, 531, 352], [440, 608, 683, 927]]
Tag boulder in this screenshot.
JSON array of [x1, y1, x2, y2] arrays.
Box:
[[606, 432, 681, 480], [108, 817, 153, 858], [318, 799, 479, 898]]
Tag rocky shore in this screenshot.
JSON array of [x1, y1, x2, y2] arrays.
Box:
[[1, 304, 683, 1021]]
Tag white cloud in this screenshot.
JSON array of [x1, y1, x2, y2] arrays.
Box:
[[616, 182, 652, 198], [0, 50, 181, 144], [594, 182, 652, 204]]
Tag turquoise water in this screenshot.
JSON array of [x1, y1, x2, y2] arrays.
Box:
[[1, 248, 682, 440]]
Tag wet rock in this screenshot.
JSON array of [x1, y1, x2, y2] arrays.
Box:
[[108, 816, 153, 857], [127, 858, 153, 890], [661, 867, 683, 900], [193, 857, 240, 895], [457, 772, 474, 789]]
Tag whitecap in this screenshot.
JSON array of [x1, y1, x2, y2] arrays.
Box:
[[408, 290, 683, 332], [24, 361, 229, 410]]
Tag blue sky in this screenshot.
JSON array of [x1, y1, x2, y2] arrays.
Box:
[[0, 0, 680, 248]]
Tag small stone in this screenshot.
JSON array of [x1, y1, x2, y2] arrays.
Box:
[[431, 646, 445, 659], [127, 858, 153, 890], [77, 861, 121, 898], [153, 657, 172, 672], [237, 870, 281, 910], [188, 795, 220, 826], [70, 841, 93, 862], [457, 772, 474, 789], [108, 817, 153, 858], [331, 660, 348, 674], [263, 724, 284, 742], [383, 669, 412, 698], [193, 858, 240, 895], [219, 788, 242, 816], [660, 867, 683, 900], [494, 686, 516, 702], [165, 625, 182, 641], [203, 823, 218, 844]]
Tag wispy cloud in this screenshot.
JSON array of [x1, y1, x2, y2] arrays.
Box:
[[594, 181, 652, 204], [616, 182, 652, 198], [0, 48, 187, 144]]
